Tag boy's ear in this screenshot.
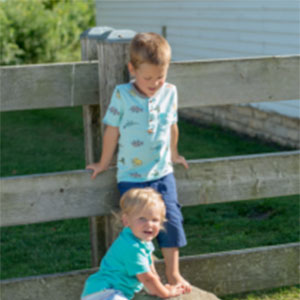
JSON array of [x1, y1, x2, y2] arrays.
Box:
[[128, 62, 135, 76]]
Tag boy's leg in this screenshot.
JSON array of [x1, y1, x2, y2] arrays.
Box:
[[161, 247, 190, 289], [151, 174, 191, 292]]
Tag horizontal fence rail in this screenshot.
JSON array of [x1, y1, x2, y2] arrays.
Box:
[[0, 62, 99, 111], [1, 151, 299, 227], [1, 243, 299, 299], [1, 55, 299, 112]]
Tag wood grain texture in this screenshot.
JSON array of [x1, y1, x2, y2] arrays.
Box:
[[1, 243, 298, 299], [1, 151, 299, 227], [1, 55, 298, 111]]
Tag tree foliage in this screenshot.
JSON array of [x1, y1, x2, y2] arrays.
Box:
[[0, 0, 95, 65]]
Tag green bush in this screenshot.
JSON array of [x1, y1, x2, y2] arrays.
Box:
[[0, 0, 95, 65]]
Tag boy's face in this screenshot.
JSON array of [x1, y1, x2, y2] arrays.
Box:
[[122, 205, 162, 242], [128, 62, 169, 98]]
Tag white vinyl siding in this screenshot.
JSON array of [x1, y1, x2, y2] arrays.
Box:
[[95, 0, 300, 118]]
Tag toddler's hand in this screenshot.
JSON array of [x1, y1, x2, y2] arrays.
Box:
[[86, 162, 107, 179], [172, 154, 189, 169], [165, 283, 185, 298]]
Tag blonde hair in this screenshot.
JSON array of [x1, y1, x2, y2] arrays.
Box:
[[129, 32, 171, 69], [120, 188, 167, 227]]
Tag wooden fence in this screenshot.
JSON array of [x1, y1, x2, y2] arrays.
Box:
[[1, 28, 299, 299]]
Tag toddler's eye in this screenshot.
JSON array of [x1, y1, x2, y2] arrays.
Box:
[[144, 77, 151, 81]]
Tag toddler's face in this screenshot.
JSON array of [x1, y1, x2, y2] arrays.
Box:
[[123, 205, 163, 242], [129, 62, 168, 98]]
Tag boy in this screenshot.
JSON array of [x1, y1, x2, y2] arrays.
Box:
[[81, 188, 185, 300], [87, 32, 190, 292]]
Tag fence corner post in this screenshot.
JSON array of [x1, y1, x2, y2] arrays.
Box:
[[80, 27, 136, 267]]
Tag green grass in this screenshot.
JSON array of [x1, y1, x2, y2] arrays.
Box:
[[178, 195, 299, 257], [1, 107, 85, 177], [177, 120, 289, 159], [1, 218, 91, 279], [223, 285, 300, 300], [1, 107, 299, 299]]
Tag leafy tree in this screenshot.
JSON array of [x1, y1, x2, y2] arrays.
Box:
[[0, 0, 95, 65]]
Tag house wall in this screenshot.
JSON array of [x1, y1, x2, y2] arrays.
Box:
[[95, 0, 300, 147], [96, 1, 299, 59]]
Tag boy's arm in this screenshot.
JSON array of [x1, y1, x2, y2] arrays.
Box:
[[170, 123, 189, 169], [137, 270, 184, 298], [86, 125, 120, 179]]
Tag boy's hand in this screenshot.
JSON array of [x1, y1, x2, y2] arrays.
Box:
[[86, 162, 108, 179], [172, 154, 189, 169]]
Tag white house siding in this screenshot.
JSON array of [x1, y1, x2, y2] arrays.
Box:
[[95, 0, 300, 119]]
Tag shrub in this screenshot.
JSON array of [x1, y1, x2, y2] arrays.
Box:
[[0, 0, 95, 65]]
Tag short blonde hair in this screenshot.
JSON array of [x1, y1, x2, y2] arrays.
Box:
[[120, 188, 166, 227], [129, 32, 171, 69]]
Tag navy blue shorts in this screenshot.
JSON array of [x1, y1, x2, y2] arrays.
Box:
[[118, 173, 187, 248]]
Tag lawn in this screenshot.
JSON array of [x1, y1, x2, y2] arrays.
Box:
[[1, 107, 299, 299]]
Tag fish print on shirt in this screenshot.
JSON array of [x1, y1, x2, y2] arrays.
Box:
[[130, 89, 137, 97], [119, 157, 125, 165], [116, 89, 121, 99], [130, 106, 143, 113], [109, 106, 120, 116], [132, 158, 143, 166], [151, 171, 160, 178], [123, 121, 139, 129], [131, 140, 144, 147], [158, 113, 169, 126], [151, 145, 162, 152], [130, 172, 142, 178]]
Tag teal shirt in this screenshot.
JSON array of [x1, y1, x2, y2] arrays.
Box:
[[103, 82, 178, 182], [81, 227, 154, 299]]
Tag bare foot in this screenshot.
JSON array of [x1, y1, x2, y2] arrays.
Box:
[[167, 274, 192, 294]]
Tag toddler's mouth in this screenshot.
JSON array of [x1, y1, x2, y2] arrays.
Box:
[[143, 230, 153, 235]]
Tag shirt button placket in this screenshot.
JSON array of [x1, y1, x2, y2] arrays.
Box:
[[148, 98, 155, 134]]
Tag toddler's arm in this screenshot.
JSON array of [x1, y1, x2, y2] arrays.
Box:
[[149, 258, 160, 280], [137, 270, 184, 298], [170, 123, 189, 169], [86, 125, 120, 179]]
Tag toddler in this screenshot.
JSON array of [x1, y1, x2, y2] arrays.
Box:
[[81, 188, 185, 299]]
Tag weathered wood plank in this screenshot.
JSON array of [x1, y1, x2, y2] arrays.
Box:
[[1, 151, 299, 227], [1, 243, 299, 299], [176, 150, 300, 206], [0, 169, 119, 227], [1, 55, 299, 111], [168, 55, 300, 108], [0, 61, 99, 111]]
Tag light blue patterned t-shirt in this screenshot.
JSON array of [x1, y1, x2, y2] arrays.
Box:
[[81, 227, 154, 300], [103, 82, 178, 182]]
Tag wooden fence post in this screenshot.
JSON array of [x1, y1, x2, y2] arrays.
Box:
[[80, 27, 112, 267], [80, 27, 135, 267], [96, 29, 136, 248]]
